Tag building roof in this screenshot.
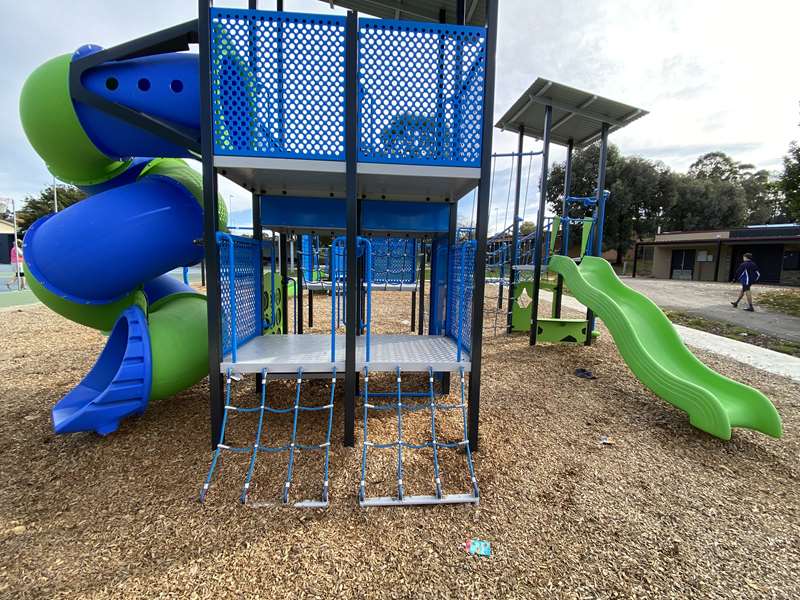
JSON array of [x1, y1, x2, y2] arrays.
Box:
[[317, 0, 486, 25], [495, 78, 648, 148]]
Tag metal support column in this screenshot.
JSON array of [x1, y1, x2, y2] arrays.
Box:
[[417, 242, 426, 334], [279, 233, 289, 335], [529, 104, 553, 346], [585, 121, 609, 346], [553, 138, 573, 318], [632, 242, 640, 278], [467, 0, 499, 452], [442, 201, 459, 395], [343, 10, 358, 447], [296, 239, 304, 334], [200, 0, 224, 450], [506, 127, 525, 332]]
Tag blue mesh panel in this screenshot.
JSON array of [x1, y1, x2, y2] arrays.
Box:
[[446, 241, 476, 353], [371, 238, 417, 285], [210, 9, 346, 160], [358, 18, 486, 167], [218, 234, 262, 357]]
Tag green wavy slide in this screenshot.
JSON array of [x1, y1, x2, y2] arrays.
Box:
[[548, 255, 782, 440]]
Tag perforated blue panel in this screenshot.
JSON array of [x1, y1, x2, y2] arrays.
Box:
[[446, 241, 476, 353], [218, 234, 262, 358], [371, 238, 417, 285], [358, 18, 486, 167], [210, 9, 346, 160]]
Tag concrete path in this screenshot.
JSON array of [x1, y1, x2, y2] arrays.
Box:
[[548, 291, 800, 383], [620, 277, 800, 343]]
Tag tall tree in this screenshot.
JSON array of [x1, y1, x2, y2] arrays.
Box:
[[781, 142, 800, 221], [16, 185, 86, 230], [546, 143, 666, 262], [688, 151, 753, 183]]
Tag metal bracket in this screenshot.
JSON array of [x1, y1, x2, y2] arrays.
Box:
[[68, 20, 201, 155]]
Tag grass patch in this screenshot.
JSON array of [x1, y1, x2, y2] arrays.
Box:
[[757, 289, 800, 317], [665, 310, 800, 358]]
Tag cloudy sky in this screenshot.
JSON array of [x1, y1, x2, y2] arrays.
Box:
[[2, 0, 799, 232]]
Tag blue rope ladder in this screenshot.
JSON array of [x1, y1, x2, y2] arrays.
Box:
[[358, 366, 479, 507], [199, 368, 336, 508]]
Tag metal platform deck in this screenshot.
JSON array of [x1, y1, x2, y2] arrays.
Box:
[[220, 334, 470, 374]]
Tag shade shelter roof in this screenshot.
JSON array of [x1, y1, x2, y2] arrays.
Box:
[[495, 78, 648, 148]]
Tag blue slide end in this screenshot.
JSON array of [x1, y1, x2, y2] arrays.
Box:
[[52, 306, 152, 436]]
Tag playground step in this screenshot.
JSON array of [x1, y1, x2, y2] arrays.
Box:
[[199, 368, 335, 507], [358, 366, 479, 508]]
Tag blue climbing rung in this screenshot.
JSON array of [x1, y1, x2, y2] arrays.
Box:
[[198, 368, 336, 508], [358, 366, 479, 507]]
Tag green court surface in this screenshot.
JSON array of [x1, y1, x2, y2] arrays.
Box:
[[0, 289, 40, 309]]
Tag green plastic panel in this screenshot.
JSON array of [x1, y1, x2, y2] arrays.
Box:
[[548, 254, 782, 440]]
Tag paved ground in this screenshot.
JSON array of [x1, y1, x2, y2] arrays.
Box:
[[622, 277, 800, 343], [550, 291, 800, 383]]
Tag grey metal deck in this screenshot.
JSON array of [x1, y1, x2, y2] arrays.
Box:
[[221, 334, 471, 374]]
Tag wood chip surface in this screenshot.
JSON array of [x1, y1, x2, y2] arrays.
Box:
[[0, 286, 797, 598]]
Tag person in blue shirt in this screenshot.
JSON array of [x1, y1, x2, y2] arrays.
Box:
[[731, 252, 760, 312]]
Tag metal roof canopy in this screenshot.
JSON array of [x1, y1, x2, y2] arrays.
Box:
[[318, 0, 486, 25], [495, 78, 648, 148]]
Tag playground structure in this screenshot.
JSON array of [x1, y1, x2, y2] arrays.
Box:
[[20, 0, 499, 507], [17, 0, 783, 517]]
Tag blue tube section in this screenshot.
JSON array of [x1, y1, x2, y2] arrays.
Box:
[[143, 274, 199, 307], [72, 46, 200, 159], [24, 175, 203, 304]]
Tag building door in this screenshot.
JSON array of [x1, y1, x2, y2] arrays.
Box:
[[670, 249, 696, 280], [730, 245, 784, 284]]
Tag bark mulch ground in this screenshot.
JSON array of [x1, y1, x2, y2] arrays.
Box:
[[0, 289, 797, 598]]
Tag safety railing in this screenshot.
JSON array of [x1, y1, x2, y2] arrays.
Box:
[[370, 238, 417, 285], [210, 8, 486, 169], [330, 236, 373, 364], [218, 232, 273, 362], [446, 240, 476, 360]]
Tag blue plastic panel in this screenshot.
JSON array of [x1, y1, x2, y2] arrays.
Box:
[[361, 200, 449, 233], [218, 234, 262, 358], [370, 238, 417, 285], [210, 9, 346, 160], [261, 196, 346, 230], [446, 241, 476, 353], [358, 18, 486, 167]]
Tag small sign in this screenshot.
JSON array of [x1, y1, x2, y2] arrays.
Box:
[[516, 287, 532, 309]]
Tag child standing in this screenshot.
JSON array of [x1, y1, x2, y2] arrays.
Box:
[[731, 252, 759, 312]]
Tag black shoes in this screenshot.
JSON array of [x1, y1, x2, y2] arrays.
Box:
[[731, 302, 738, 308], [744, 306, 755, 312]]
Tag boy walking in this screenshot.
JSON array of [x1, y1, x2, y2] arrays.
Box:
[[731, 253, 759, 312]]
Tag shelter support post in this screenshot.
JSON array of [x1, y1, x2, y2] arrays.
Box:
[[506, 127, 525, 332], [553, 138, 573, 318], [585, 122, 609, 346], [529, 104, 553, 346]]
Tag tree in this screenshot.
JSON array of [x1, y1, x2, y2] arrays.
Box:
[[781, 141, 800, 221], [519, 220, 535, 235], [546, 143, 666, 262], [16, 185, 86, 230], [688, 151, 753, 183]]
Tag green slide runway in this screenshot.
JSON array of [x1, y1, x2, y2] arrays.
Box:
[[548, 255, 782, 440]]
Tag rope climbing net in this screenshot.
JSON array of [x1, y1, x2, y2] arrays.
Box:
[[199, 368, 336, 508], [358, 366, 479, 507]]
